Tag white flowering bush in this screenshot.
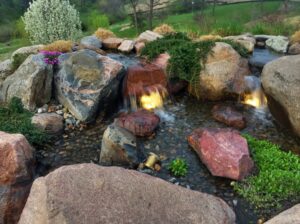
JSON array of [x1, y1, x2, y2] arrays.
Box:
[[23, 0, 82, 44]]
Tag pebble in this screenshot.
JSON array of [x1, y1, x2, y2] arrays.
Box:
[[233, 199, 238, 206]]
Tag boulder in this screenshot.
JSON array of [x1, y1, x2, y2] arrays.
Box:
[[19, 164, 236, 224], [134, 42, 145, 55], [1, 54, 53, 111], [212, 105, 246, 129], [31, 113, 64, 135], [118, 40, 135, 53], [124, 63, 168, 97], [265, 204, 300, 224], [191, 42, 250, 100], [266, 36, 289, 53], [0, 59, 13, 88], [224, 34, 256, 53], [288, 43, 300, 55], [11, 45, 43, 68], [115, 110, 160, 137], [100, 123, 138, 167], [152, 53, 170, 72], [102, 37, 123, 49], [262, 55, 300, 137], [80, 36, 102, 49], [188, 128, 254, 180], [137, 30, 163, 43], [0, 132, 35, 224], [55, 50, 124, 122]]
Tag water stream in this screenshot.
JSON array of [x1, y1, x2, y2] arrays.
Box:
[[36, 48, 300, 224]]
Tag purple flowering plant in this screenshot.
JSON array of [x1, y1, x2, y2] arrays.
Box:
[[40, 50, 62, 65]]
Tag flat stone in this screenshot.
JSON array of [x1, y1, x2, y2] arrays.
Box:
[[118, 40, 135, 53], [32, 113, 64, 135], [137, 30, 163, 43], [80, 36, 102, 49], [102, 37, 123, 49]]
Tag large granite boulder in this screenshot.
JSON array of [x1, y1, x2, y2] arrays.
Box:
[[262, 55, 300, 137], [31, 113, 64, 135], [265, 204, 300, 224], [102, 37, 123, 50], [0, 59, 13, 88], [190, 42, 250, 100], [115, 110, 160, 137], [137, 30, 163, 43], [80, 35, 102, 49], [1, 54, 53, 110], [266, 36, 289, 53], [223, 34, 256, 53], [188, 128, 254, 180], [100, 123, 138, 167], [55, 50, 124, 122], [19, 164, 236, 224], [0, 132, 35, 224]]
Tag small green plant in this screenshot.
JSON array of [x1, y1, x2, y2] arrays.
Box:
[[12, 53, 30, 70], [233, 134, 300, 209], [168, 158, 188, 177], [0, 97, 47, 145]]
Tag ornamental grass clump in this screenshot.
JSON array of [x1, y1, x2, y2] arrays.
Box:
[[153, 24, 176, 35], [94, 28, 116, 40], [23, 0, 82, 44], [233, 135, 300, 209], [291, 30, 300, 44], [41, 40, 73, 53]]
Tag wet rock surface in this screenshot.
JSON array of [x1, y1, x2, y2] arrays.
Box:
[[212, 105, 246, 129], [115, 110, 160, 137], [19, 164, 236, 224]]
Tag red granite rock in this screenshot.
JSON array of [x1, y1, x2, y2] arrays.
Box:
[[212, 105, 246, 129], [123, 63, 168, 97], [188, 128, 254, 180], [115, 110, 160, 137], [0, 131, 35, 224]]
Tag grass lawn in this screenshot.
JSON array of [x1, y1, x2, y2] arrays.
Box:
[[0, 38, 30, 61]]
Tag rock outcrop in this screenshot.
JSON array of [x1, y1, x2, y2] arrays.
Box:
[[19, 164, 236, 224], [266, 36, 289, 53], [0, 132, 35, 224], [190, 42, 250, 100], [0, 59, 13, 88], [1, 54, 53, 110], [188, 128, 253, 180], [55, 50, 124, 122], [262, 55, 300, 137]]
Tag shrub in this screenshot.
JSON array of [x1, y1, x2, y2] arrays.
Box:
[[0, 97, 47, 145], [94, 28, 116, 40], [41, 40, 73, 53], [233, 135, 300, 209], [23, 0, 82, 44], [153, 24, 176, 35], [168, 158, 188, 177], [85, 11, 110, 32], [14, 18, 28, 39], [291, 30, 300, 44]]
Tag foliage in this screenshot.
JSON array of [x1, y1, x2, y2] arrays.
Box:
[[0, 24, 14, 42], [168, 158, 188, 177], [233, 135, 300, 209], [0, 98, 47, 145], [153, 24, 176, 35], [82, 10, 110, 32], [14, 18, 28, 39], [12, 53, 31, 70], [41, 40, 73, 53], [23, 0, 82, 44], [94, 28, 116, 40], [212, 22, 244, 36], [291, 30, 300, 44]]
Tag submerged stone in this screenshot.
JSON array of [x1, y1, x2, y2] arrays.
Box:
[[212, 105, 246, 129]]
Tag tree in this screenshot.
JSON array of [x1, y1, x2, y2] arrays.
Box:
[[146, 0, 160, 30], [127, 0, 139, 33], [23, 0, 82, 44]]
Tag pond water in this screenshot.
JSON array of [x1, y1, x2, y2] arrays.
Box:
[[35, 48, 300, 224]]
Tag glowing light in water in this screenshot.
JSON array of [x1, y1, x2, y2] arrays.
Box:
[[243, 90, 267, 109], [140, 90, 165, 110]]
